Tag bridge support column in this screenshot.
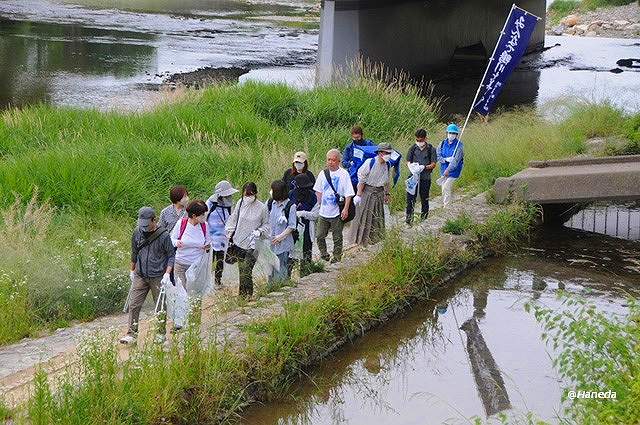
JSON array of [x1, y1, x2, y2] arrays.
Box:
[[317, 0, 546, 85]]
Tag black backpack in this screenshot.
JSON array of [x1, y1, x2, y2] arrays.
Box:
[[267, 199, 299, 243]]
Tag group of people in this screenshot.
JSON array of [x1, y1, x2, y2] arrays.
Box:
[[121, 123, 464, 345]]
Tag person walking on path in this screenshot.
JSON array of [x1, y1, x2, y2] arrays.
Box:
[[350, 142, 394, 246], [159, 185, 189, 232], [267, 180, 297, 283], [342, 125, 375, 191], [206, 180, 239, 288], [170, 200, 211, 292], [290, 173, 317, 276], [405, 129, 437, 224], [225, 182, 270, 299], [437, 124, 464, 208], [283, 151, 315, 192], [120, 207, 175, 345], [314, 149, 355, 263]]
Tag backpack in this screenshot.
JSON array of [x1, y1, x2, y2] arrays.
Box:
[[177, 217, 206, 240], [267, 199, 299, 243]]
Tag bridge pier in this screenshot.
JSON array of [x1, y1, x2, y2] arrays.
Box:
[[317, 0, 546, 85]]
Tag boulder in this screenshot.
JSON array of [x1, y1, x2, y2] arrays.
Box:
[[587, 21, 603, 31], [585, 31, 598, 37], [614, 19, 630, 29], [561, 14, 579, 27], [565, 26, 577, 35], [575, 24, 589, 34], [552, 24, 566, 35]]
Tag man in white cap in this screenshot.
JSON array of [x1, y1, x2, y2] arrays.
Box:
[[120, 207, 175, 345], [350, 142, 394, 246], [206, 180, 239, 287]]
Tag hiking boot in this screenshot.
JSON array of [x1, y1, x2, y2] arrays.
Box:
[[119, 334, 137, 345], [153, 333, 167, 345], [320, 254, 330, 262]]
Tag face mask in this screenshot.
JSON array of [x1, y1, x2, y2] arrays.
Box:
[[416, 141, 426, 148], [294, 162, 304, 172], [269, 189, 273, 198], [382, 154, 391, 162], [447, 133, 457, 142], [197, 215, 206, 224], [221, 196, 233, 207]]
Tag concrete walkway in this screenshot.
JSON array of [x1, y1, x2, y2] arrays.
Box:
[[0, 193, 497, 409]]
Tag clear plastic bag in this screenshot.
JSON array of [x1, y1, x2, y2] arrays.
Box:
[[185, 249, 213, 298], [165, 280, 189, 329], [405, 175, 418, 195], [289, 222, 305, 260], [255, 238, 280, 276]]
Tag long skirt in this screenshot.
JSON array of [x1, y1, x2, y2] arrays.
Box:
[[350, 185, 385, 246]]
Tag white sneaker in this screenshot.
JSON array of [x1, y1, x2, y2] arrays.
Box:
[[153, 333, 167, 345], [119, 334, 137, 345]]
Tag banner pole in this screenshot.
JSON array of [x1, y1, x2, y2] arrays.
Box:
[[457, 3, 516, 143]]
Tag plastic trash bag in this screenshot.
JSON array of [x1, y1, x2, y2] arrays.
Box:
[[289, 222, 306, 260], [384, 204, 391, 228], [122, 284, 133, 313], [405, 174, 418, 195], [185, 249, 213, 298], [436, 176, 446, 187], [255, 238, 280, 276], [165, 280, 188, 329]]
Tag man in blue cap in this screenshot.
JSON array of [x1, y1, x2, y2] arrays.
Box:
[[436, 123, 464, 208]]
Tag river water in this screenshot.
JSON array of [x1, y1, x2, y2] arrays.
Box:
[[240, 223, 639, 424], [1, 0, 639, 113]]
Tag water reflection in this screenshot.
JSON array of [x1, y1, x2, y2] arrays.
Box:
[[564, 203, 640, 241], [240, 229, 638, 424]]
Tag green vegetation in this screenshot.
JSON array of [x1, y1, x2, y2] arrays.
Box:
[[1, 75, 638, 346], [547, 0, 637, 23], [529, 296, 640, 425], [0, 398, 12, 422], [442, 213, 474, 235], [18, 205, 537, 424]]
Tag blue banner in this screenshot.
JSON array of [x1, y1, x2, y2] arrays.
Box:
[[473, 6, 540, 116]]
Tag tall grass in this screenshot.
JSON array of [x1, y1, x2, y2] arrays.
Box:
[[19, 206, 537, 424]]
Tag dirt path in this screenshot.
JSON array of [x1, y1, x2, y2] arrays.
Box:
[[0, 194, 497, 410]]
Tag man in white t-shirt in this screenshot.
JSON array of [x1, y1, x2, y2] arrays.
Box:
[[313, 149, 355, 263]]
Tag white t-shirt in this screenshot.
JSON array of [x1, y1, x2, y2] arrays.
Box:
[[313, 167, 355, 218], [170, 219, 211, 265]]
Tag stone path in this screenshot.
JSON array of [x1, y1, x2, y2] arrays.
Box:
[[0, 193, 496, 409]]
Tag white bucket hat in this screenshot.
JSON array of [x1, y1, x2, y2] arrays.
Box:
[[214, 180, 239, 198]]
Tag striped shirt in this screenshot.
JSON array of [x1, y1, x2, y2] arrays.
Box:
[[159, 204, 185, 232]]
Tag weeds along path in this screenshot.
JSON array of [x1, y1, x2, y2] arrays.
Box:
[[0, 193, 497, 409]]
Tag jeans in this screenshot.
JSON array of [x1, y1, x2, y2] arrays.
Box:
[[406, 179, 431, 223], [269, 252, 291, 284], [316, 216, 344, 261], [238, 251, 257, 298]]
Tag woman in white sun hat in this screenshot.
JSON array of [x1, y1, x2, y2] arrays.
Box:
[[206, 180, 239, 287]]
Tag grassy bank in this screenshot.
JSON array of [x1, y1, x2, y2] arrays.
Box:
[[548, 0, 638, 24], [14, 204, 537, 424], [1, 77, 639, 345]]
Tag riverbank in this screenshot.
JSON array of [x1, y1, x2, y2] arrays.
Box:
[[547, 1, 640, 38], [1, 80, 639, 349], [0, 194, 536, 422]]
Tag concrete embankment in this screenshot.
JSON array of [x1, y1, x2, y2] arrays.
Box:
[[0, 193, 499, 412]]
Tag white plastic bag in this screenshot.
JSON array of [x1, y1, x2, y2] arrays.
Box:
[[436, 176, 446, 186], [289, 222, 305, 260], [255, 238, 280, 277], [405, 175, 418, 195], [165, 281, 188, 329], [185, 249, 213, 298]]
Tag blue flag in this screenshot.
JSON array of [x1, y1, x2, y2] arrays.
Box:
[[473, 5, 540, 116]]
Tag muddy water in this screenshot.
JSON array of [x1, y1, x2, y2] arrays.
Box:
[[0, 0, 317, 110], [240, 228, 639, 424]]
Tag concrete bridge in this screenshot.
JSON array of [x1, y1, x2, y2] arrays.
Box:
[[317, 0, 547, 84], [493, 155, 640, 222]]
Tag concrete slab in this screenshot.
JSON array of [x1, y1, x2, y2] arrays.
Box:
[[494, 155, 640, 204]]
